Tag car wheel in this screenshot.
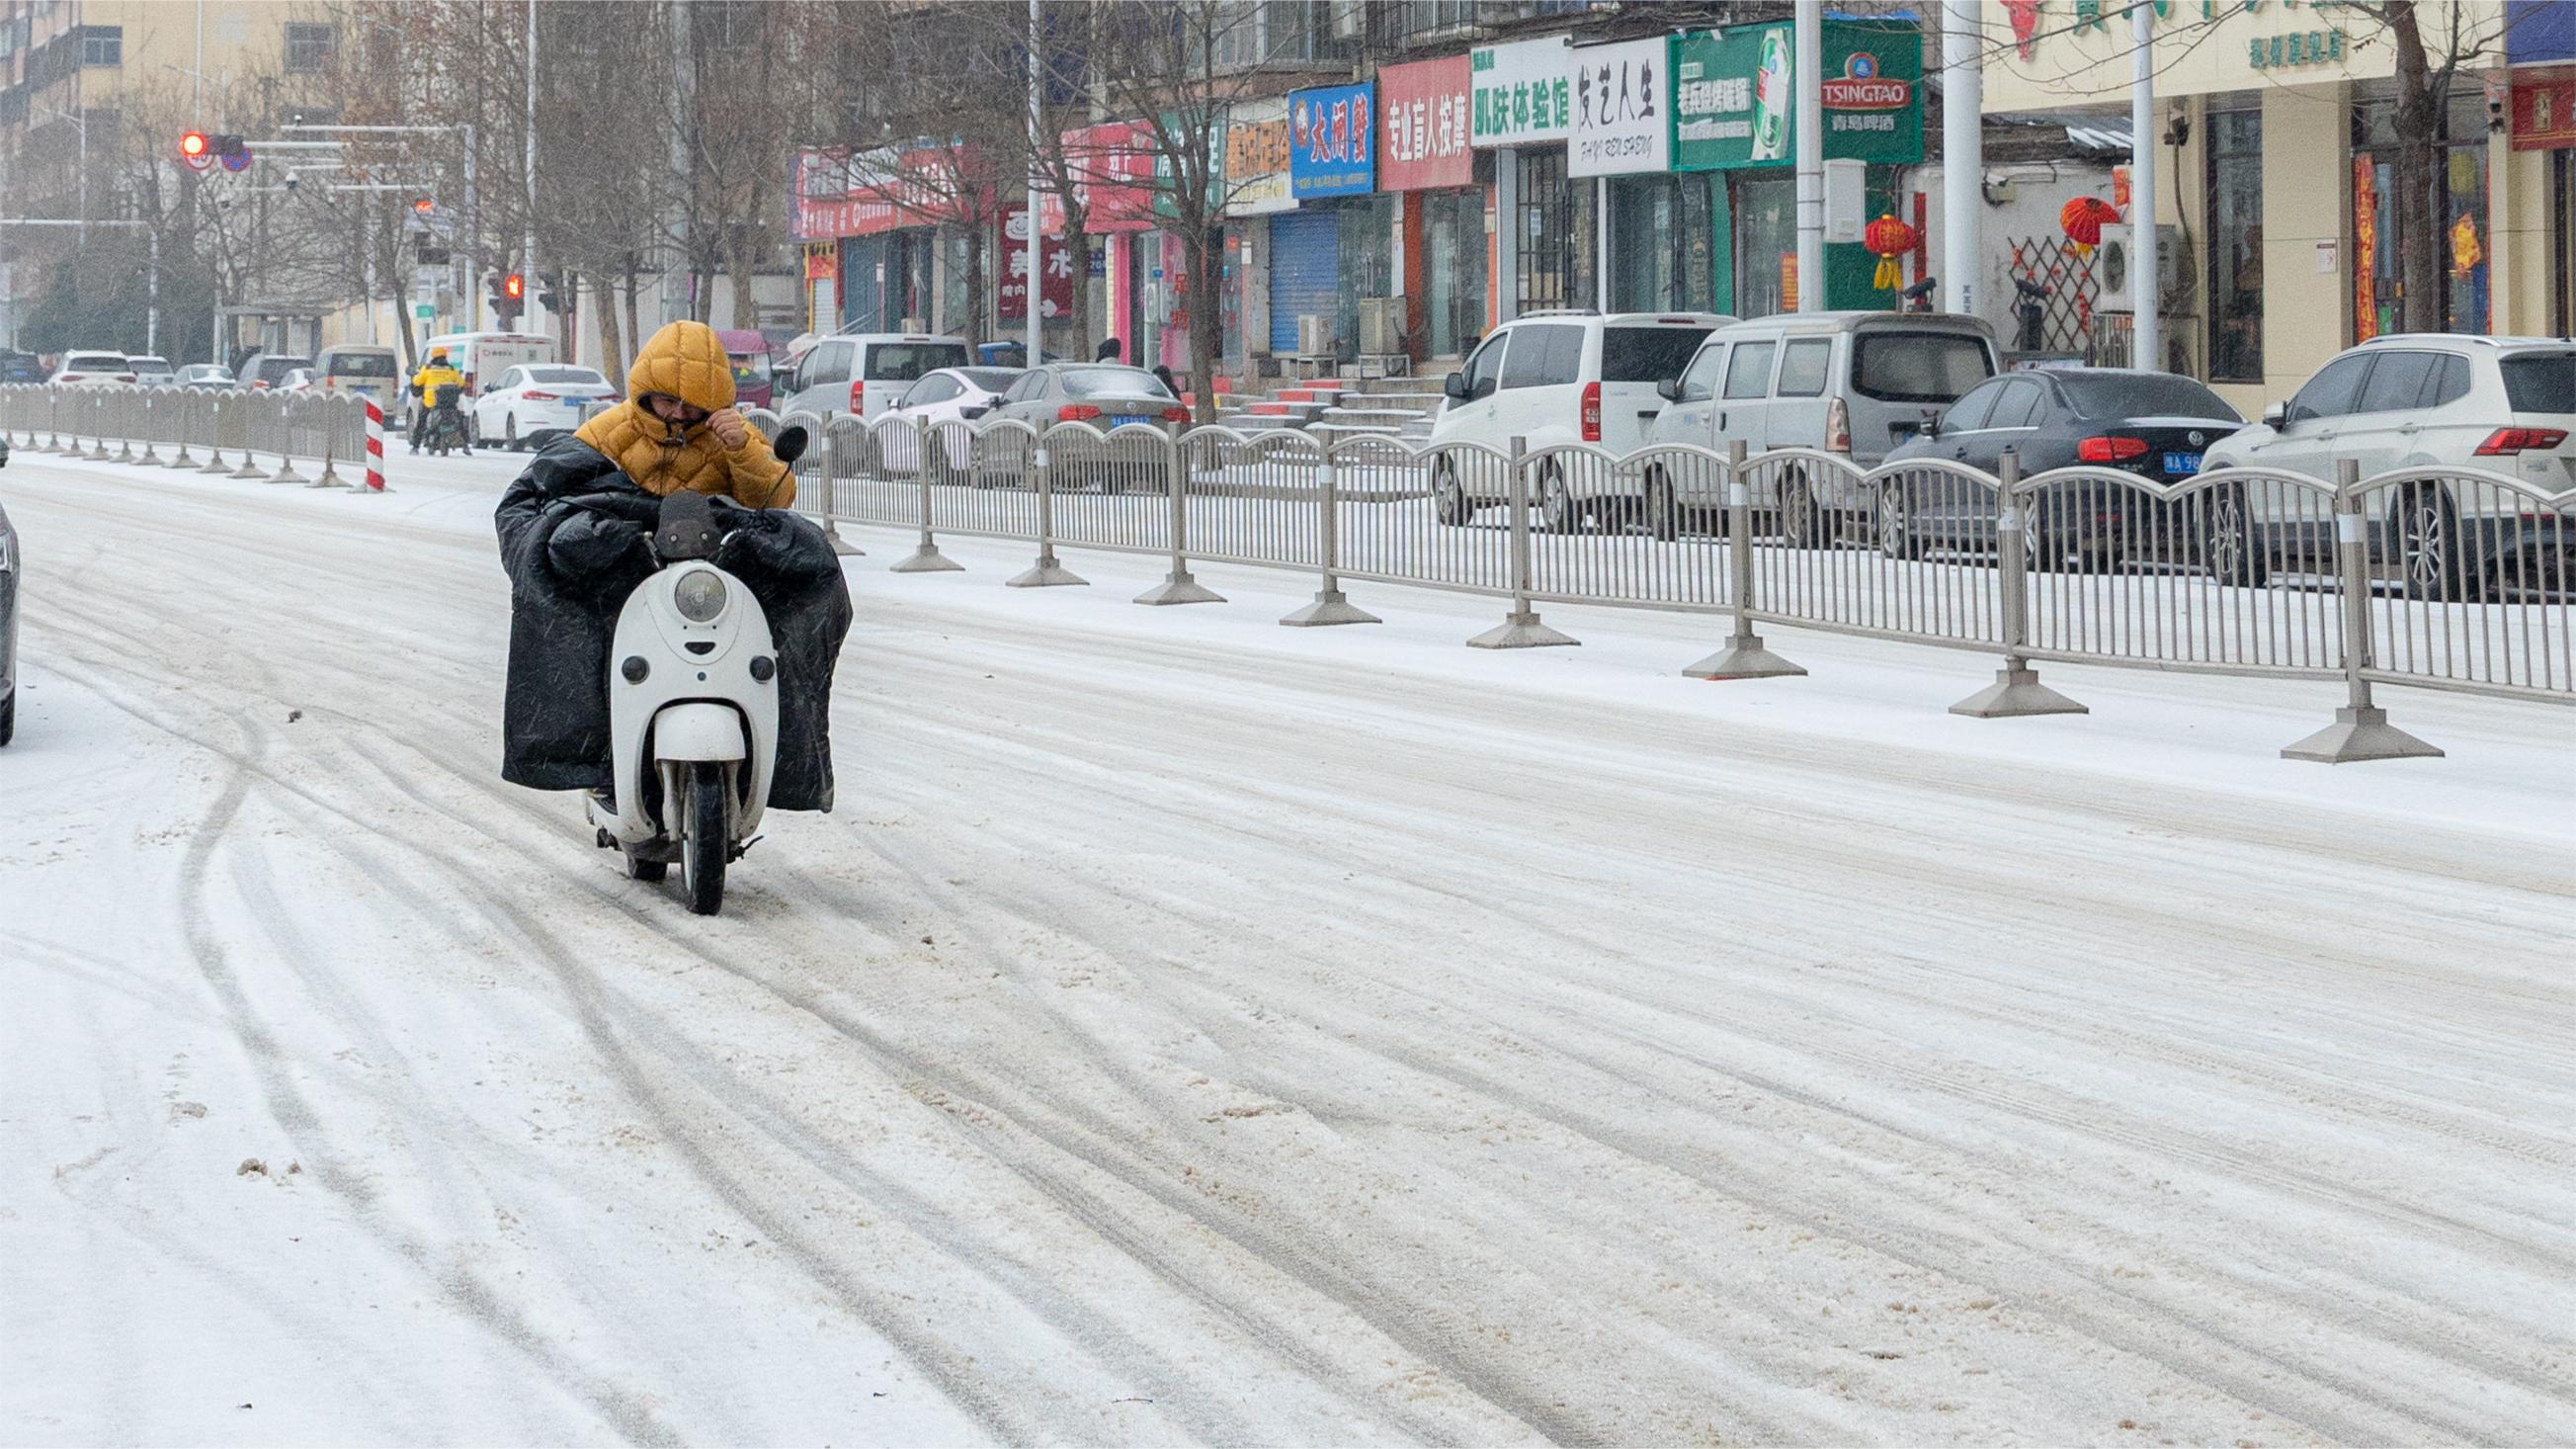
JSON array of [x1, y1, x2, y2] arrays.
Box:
[[1644, 465, 1680, 542], [1538, 461, 1580, 534], [1874, 480, 1916, 559], [2199, 484, 2270, 587], [2396, 481, 2472, 602], [505, 414, 520, 451], [1780, 469, 1824, 549], [0, 688, 14, 747], [1432, 456, 1471, 527]]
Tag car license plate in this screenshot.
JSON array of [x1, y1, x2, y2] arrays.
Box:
[[1111, 414, 1149, 428], [2163, 451, 2202, 475]]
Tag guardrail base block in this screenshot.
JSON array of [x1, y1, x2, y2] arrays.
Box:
[[2280, 706, 2444, 764], [229, 456, 268, 480], [1280, 589, 1379, 627], [1135, 570, 1224, 606], [822, 521, 865, 556], [1469, 609, 1578, 649], [1685, 632, 1804, 680], [888, 543, 963, 574], [1006, 554, 1089, 589], [1950, 664, 2088, 719]]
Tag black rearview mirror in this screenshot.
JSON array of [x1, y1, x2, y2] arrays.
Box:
[[772, 423, 809, 466], [1443, 370, 1469, 402], [1919, 407, 1942, 440]]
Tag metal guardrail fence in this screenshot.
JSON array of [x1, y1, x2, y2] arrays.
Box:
[[13, 384, 2564, 761]]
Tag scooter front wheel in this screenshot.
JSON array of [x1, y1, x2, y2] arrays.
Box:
[[681, 761, 727, 915]]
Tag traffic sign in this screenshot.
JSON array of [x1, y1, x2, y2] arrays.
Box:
[[414, 303, 436, 321], [220, 148, 253, 173]]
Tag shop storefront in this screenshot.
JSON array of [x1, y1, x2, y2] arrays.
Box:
[[1224, 99, 1295, 368], [1278, 80, 1390, 360], [1060, 122, 1158, 364], [2506, 0, 2575, 332], [1672, 18, 1924, 317], [1980, 1, 2554, 408], [1568, 36, 1678, 314], [1470, 35, 1579, 322], [790, 146, 964, 335], [1378, 53, 1487, 362]]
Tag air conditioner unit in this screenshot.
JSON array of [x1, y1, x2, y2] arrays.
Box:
[[1296, 313, 1334, 356], [2094, 224, 2190, 313], [1357, 297, 1403, 356]]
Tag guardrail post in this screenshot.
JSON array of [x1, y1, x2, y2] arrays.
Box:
[[1136, 421, 1223, 605], [889, 415, 961, 573], [1282, 442, 1379, 626], [308, 397, 347, 487], [201, 392, 235, 473], [230, 394, 271, 478], [2281, 459, 2444, 762], [816, 420, 864, 557], [1006, 436, 1087, 587], [42, 389, 64, 453], [1687, 439, 1804, 679], [267, 398, 307, 483], [112, 392, 135, 463], [135, 392, 162, 466], [86, 394, 112, 461], [1952, 448, 2087, 718], [1469, 436, 1578, 648], [166, 391, 197, 469]]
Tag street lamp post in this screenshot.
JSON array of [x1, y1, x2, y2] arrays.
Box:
[[282, 123, 479, 332]]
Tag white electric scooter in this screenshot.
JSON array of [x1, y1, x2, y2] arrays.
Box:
[[586, 425, 807, 914]]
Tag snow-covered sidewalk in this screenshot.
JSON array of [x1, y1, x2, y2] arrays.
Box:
[[3, 450, 2570, 1445]]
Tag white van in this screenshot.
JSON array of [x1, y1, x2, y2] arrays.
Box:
[[420, 331, 557, 403], [777, 333, 971, 421], [1428, 310, 1732, 529]]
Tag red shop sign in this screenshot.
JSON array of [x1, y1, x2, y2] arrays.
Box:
[[999, 212, 1076, 321], [1377, 54, 1474, 192], [1063, 122, 1156, 231], [2511, 67, 2576, 151]]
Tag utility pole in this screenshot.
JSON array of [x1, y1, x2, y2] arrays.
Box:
[[523, 0, 541, 342], [1941, 0, 1981, 317], [1027, 0, 1043, 364], [1793, 0, 1823, 312], [2129, 0, 2160, 370]]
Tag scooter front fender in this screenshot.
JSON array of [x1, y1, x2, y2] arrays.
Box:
[[652, 702, 747, 761]]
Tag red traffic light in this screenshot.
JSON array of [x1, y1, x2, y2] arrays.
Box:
[[413, 198, 434, 213], [503, 273, 525, 300], [180, 130, 208, 158]]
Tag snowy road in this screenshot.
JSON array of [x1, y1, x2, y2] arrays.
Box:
[[3, 450, 2571, 1445]]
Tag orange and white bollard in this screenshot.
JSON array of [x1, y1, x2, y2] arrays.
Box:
[[361, 396, 390, 494]]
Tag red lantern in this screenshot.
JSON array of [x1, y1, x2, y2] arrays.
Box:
[[1864, 213, 1918, 292], [2060, 196, 2120, 259]]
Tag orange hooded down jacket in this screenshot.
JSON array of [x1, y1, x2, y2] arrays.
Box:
[[574, 320, 793, 508]]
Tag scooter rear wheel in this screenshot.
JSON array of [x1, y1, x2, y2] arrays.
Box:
[[682, 762, 727, 915]]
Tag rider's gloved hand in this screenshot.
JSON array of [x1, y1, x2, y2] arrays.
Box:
[[706, 407, 750, 451], [545, 512, 650, 584]]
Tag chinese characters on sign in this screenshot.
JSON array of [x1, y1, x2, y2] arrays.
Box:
[[1568, 36, 1670, 177], [1673, 21, 1922, 171], [999, 211, 1074, 321], [2246, 28, 2348, 69], [1377, 54, 1474, 191], [1288, 82, 1375, 198], [1223, 99, 1295, 214], [1469, 36, 1572, 147]]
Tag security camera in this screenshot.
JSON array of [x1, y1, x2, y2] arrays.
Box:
[[286, 175, 299, 193], [2488, 96, 2507, 132]]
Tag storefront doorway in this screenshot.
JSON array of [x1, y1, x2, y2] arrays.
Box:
[[1608, 174, 1715, 313], [1729, 174, 1795, 318], [1514, 147, 1592, 313], [1421, 189, 1487, 359], [2352, 90, 2492, 339]]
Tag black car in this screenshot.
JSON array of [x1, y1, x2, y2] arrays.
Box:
[[0, 351, 45, 385], [1877, 369, 2245, 570]]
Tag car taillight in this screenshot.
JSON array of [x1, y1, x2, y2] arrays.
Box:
[[1580, 381, 1602, 443], [2474, 426, 2570, 456], [1059, 403, 1102, 421], [523, 390, 558, 401], [252, 380, 270, 389], [58, 373, 82, 383], [1160, 405, 1190, 424], [2077, 436, 2151, 462], [850, 380, 866, 412], [119, 374, 136, 384], [1826, 396, 1852, 453]]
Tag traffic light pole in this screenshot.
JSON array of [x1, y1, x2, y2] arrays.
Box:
[[282, 123, 477, 334]]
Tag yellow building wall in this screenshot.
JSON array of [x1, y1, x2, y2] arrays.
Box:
[[2487, 142, 2556, 337]]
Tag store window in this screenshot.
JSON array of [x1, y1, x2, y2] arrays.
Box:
[[1515, 147, 1591, 314], [2204, 101, 2262, 383], [1730, 174, 1795, 318], [1337, 195, 1398, 362], [2352, 89, 2491, 339], [1608, 174, 1714, 314], [1423, 190, 1487, 359]]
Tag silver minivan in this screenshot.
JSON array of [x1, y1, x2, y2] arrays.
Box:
[[1649, 311, 1998, 539], [779, 333, 971, 421]]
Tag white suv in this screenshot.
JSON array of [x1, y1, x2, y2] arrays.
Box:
[[2200, 335, 2574, 597], [1430, 309, 1730, 529]]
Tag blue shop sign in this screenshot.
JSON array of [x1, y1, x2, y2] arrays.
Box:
[[1289, 82, 1375, 198], [2507, 0, 2574, 64]]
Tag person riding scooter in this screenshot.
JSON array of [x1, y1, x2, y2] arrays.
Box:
[[493, 320, 851, 819], [410, 348, 464, 453]]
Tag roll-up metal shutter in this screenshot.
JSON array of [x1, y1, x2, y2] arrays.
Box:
[[1267, 209, 1339, 355]]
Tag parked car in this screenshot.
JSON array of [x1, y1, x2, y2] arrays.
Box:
[[1878, 368, 2245, 569], [875, 366, 1024, 475], [976, 341, 1062, 369], [1645, 311, 1998, 544], [50, 351, 136, 387], [985, 363, 1187, 490], [0, 351, 46, 384], [234, 352, 313, 390], [1431, 309, 1732, 531], [176, 363, 236, 389], [126, 354, 178, 386], [278, 368, 318, 393], [311, 344, 403, 412], [713, 328, 777, 410], [1, 498, 18, 745], [472, 365, 620, 449], [778, 332, 970, 421], [2199, 335, 2576, 596]]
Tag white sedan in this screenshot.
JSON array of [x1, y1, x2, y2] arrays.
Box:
[[474, 365, 619, 450], [875, 366, 1023, 475]]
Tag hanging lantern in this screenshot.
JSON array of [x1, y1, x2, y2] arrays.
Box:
[[2060, 196, 2119, 260], [1864, 213, 1918, 293]]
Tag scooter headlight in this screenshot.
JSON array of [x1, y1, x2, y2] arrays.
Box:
[[673, 568, 728, 623]]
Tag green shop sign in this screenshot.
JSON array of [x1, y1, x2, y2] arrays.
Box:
[[1674, 19, 1923, 171]]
